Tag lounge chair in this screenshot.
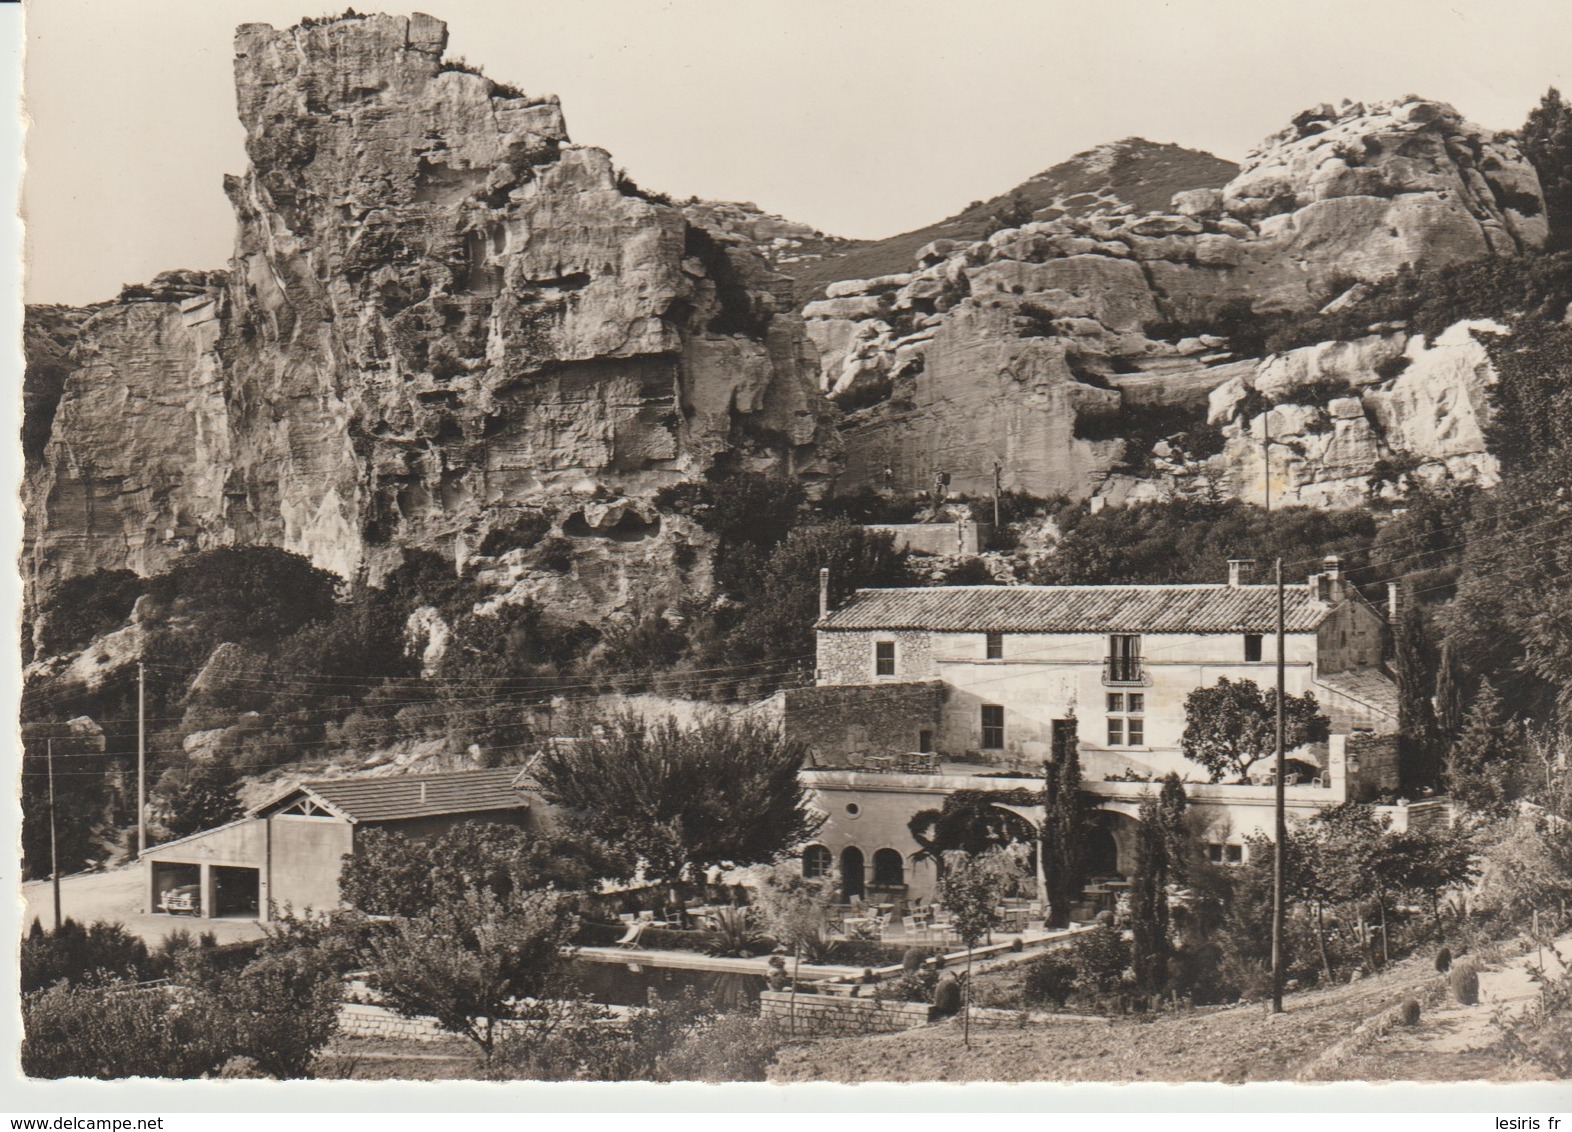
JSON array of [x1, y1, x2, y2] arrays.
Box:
[[616, 920, 649, 948]]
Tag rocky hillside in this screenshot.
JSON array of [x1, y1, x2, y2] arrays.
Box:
[[805, 98, 1548, 502], [22, 12, 838, 614], [782, 139, 1240, 305]]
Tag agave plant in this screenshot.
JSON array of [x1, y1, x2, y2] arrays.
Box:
[[705, 907, 769, 958]]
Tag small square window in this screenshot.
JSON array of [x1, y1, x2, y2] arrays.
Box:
[[985, 631, 1003, 660], [1127, 693, 1144, 714], [1225, 844, 1244, 864], [1107, 717, 1124, 746], [875, 640, 895, 676], [1106, 693, 1124, 713], [1127, 717, 1144, 745], [1207, 843, 1224, 863], [1245, 633, 1263, 662]]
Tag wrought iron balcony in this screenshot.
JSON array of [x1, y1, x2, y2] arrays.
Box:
[[1103, 655, 1145, 684]]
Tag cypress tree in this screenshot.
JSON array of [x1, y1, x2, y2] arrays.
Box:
[[1041, 718, 1085, 929], [1130, 797, 1171, 998]]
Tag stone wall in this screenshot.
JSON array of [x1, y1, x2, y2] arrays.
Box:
[[780, 680, 944, 764], [1345, 731, 1401, 801], [758, 990, 930, 1036], [816, 629, 936, 685], [864, 521, 990, 557], [339, 1002, 455, 1043]]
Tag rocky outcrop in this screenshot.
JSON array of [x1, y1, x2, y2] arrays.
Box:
[[806, 98, 1545, 502], [24, 13, 838, 607]]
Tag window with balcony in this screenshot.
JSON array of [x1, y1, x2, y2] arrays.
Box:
[[985, 631, 1004, 660], [874, 640, 896, 676], [1106, 692, 1144, 746], [981, 704, 1004, 749], [1245, 633, 1263, 662], [1106, 634, 1142, 683]]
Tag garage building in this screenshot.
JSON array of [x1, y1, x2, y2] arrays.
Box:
[[141, 767, 541, 921]]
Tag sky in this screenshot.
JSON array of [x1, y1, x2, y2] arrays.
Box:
[[21, 0, 1572, 305]]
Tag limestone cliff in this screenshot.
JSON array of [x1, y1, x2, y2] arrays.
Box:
[[807, 98, 1546, 502], [24, 13, 838, 612]]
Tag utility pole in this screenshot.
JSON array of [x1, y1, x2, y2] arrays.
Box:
[[48, 738, 61, 931], [1270, 557, 1287, 1013], [992, 461, 1002, 529], [137, 661, 147, 856], [1262, 411, 1272, 514]]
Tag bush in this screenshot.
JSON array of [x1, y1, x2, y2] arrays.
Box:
[[22, 981, 225, 1080], [37, 569, 144, 656], [1450, 961, 1480, 1006], [902, 947, 932, 974], [660, 1012, 788, 1082], [1435, 946, 1453, 972], [1399, 997, 1421, 1026], [1022, 952, 1077, 1007], [1069, 923, 1130, 998], [22, 919, 158, 993]]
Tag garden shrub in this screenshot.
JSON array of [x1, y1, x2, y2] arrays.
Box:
[[1022, 952, 1077, 1007], [1450, 960, 1480, 1006]]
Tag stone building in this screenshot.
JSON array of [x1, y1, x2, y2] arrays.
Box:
[[789, 557, 1402, 902]]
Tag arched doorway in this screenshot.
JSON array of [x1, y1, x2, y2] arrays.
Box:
[[871, 848, 904, 888], [840, 846, 865, 901], [1085, 827, 1119, 878]]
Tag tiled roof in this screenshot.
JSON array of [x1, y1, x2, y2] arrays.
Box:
[[1315, 668, 1400, 722], [818, 584, 1332, 634], [277, 768, 533, 823]]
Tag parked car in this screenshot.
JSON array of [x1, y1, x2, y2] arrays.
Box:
[[159, 884, 200, 916]]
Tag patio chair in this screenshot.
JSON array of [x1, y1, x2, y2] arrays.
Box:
[[616, 920, 649, 948]]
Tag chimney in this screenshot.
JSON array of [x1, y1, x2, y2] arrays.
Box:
[[1227, 558, 1256, 587], [1321, 555, 1345, 603], [1386, 581, 1401, 622], [818, 567, 831, 618]]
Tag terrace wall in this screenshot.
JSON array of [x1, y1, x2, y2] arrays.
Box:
[[758, 990, 930, 1035]]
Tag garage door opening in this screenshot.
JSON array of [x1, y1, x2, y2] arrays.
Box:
[[152, 862, 202, 916], [212, 866, 260, 918]]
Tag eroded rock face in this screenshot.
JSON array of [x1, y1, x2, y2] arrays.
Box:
[[808, 97, 1544, 501], [25, 13, 837, 609]]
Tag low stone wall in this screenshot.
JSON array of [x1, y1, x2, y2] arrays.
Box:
[[864, 521, 991, 557], [339, 1002, 455, 1042], [758, 989, 930, 1035]]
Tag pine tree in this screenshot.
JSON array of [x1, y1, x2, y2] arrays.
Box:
[[1518, 87, 1572, 248], [1445, 679, 1522, 813]]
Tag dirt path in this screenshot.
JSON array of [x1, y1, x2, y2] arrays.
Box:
[[1326, 932, 1572, 1082], [21, 867, 267, 946]]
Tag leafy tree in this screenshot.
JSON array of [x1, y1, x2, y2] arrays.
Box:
[[751, 862, 838, 1028], [533, 713, 822, 892], [656, 468, 806, 594], [716, 519, 911, 691], [153, 760, 244, 841], [1041, 720, 1086, 928], [182, 946, 343, 1078], [363, 887, 577, 1060], [1445, 679, 1524, 813], [937, 849, 1008, 1045], [907, 788, 1038, 865], [339, 821, 612, 917], [1129, 797, 1171, 997], [1180, 677, 1330, 782], [1518, 87, 1572, 246]]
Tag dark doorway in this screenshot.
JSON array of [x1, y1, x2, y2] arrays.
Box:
[[839, 846, 865, 902], [212, 866, 260, 918], [1085, 827, 1119, 878]]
